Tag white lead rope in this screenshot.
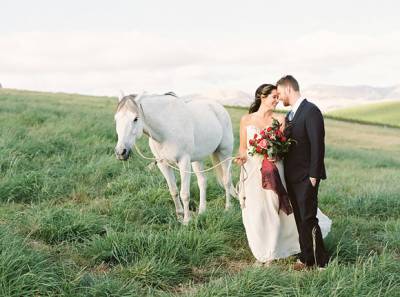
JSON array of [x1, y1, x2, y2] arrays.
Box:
[[133, 143, 248, 201], [133, 143, 238, 174]]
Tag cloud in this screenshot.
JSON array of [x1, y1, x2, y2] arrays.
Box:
[[0, 31, 399, 95]]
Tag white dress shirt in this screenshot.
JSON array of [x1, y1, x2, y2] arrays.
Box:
[[288, 97, 305, 121]]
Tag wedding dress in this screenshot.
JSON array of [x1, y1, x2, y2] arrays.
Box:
[[240, 125, 331, 263]]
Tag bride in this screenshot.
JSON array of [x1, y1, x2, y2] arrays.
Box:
[[235, 84, 331, 266]]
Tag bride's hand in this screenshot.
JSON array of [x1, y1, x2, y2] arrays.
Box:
[[239, 197, 246, 209], [234, 154, 247, 166]]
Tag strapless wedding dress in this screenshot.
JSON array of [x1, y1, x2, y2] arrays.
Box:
[[240, 125, 331, 263]]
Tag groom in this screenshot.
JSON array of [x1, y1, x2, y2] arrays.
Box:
[[276, 75, 330, 269]]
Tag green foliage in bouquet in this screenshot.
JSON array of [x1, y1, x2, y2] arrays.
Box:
[[248, 118, 295, 160]]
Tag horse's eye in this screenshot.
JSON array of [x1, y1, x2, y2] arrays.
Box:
[[133, 117, 138, 123]]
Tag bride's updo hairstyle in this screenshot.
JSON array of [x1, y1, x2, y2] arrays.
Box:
[[248, 84, 277, 114]]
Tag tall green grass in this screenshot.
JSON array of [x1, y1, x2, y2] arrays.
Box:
[[1, 88, 399, 296]]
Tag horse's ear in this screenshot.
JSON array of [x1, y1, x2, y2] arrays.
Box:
[[118, 90, 125, 102], [134, 91, 145, 104]]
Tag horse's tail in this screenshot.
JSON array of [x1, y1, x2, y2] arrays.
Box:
[[211, 153, 224, 187], [230, 183, 238, 198], [230, 180, 238, 198], [211, 153, 238, 198]]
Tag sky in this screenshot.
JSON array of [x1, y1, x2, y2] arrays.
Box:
[[1, 0, 399, 96]]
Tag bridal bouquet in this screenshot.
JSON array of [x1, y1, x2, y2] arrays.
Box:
[[248, 118, 294, 215], [248, 118, 294, 160]]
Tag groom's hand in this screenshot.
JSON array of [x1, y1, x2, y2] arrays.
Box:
[[309, 177, 318, 187]]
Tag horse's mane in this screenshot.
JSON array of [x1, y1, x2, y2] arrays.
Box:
[[117, 92, 180, 112], [116, 94, 138, 112]]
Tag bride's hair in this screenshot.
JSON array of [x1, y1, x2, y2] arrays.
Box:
[[249, 84, 277, 113]]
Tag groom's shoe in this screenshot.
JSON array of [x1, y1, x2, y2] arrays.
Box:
[[292, 260, 314, 271], [292, 261, 308, 271]]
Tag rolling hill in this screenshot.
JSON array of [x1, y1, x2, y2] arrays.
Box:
[[327, 101, 400, 127]]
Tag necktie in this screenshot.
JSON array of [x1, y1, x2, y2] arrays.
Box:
[[288, 111, 294, 121]]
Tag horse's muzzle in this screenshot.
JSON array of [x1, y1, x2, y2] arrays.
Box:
[[115, 148, 130, 161]]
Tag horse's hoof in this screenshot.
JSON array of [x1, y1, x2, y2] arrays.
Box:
[[146, 162, 158, 171]]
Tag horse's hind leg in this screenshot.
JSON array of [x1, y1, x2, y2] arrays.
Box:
[[192, 161, 207, 214], [178, 155, 192, 225], [156, 161, 184, 218], [215, 151, 234, 210]]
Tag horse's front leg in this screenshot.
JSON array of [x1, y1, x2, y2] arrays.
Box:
[[156, 161, 183, 218], [178, 155, 192, 225], [148, 139, 183, 217], [192, 161, 207, 214]]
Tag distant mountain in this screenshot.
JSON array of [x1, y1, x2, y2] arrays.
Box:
[[183, 85, 400, 113], [385, 85, 400, 99], [302, 84, 400, 112]]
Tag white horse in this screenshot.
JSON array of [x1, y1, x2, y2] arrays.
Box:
[[114, 92, 236, 224]]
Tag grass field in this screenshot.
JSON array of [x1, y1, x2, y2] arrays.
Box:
[[1, 88, 400, 296], [327, 101, 400, 128]]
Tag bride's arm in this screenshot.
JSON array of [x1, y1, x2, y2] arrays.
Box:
[[235, 115, 249, 165]]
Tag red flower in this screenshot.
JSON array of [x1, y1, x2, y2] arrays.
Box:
[[260, 130, 265, 136], [267, 127, 272, 132], [249, 139, 255, 146], [281, 136, 287, 142], [256, 146, 262, 153], [253, 134, 258, 139], [259, 139, 268, 149]]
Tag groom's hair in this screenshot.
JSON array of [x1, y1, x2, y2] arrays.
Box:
[[276, 75, 300, 92]]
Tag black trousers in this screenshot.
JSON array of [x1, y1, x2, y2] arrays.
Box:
[[287, 178, 329, 267]]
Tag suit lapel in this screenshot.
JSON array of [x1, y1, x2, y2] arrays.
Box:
[[285, 99, 308, 138], [291, 99, 308, 123]]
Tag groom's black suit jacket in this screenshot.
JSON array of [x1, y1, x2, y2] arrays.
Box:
[[284, 99, 327, 183]]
